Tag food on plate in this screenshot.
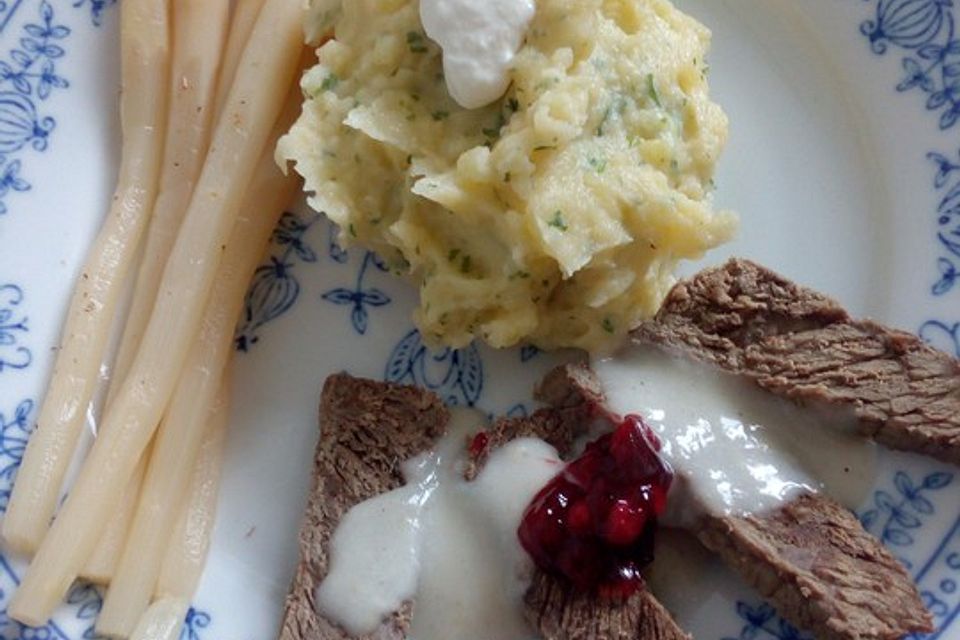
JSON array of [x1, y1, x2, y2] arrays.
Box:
[[4, 0, 305, 636], [2, 0, 173, 556], [280, 0, 736, 351], [629, 258, 960, 465], [282, 256, 959, 639], [284, 365, 931, 639], [546, 363, 931, 640], [279, 374, 689, 640]]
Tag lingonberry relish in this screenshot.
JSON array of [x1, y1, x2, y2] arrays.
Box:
[[517, 414, 672, 598]]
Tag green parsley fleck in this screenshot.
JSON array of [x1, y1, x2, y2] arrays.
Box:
[[646, 73, 662, 108], [507, 97, 520, 112], [406, 31, 428, 53], [321, 73, 339, 92], [348, 223, 357, 238], [460, 255, 472, 273], [588, 156, 607, 174], [448, 248, 460, 262], [533, 145, 556, 152], [547, 210, 568, 232], [504, 172, 511, 183], [431, 110, 449, 121], [602, 317, 615, 334], [510, 270, 530, 280]]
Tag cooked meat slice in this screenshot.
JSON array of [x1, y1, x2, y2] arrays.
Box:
[[467, 410, 690, 640], [535, 363, 605, 408], [463, 405, 589, 481], [632, 258, 960, 465], [698, 493, 932, 640], [283, 374, 686, 640], [278, 374, 449, 640], [526, 572, 689, 640], [535, 356, 932, 640]]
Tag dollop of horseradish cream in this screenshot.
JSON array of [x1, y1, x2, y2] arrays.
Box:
[[419, 0, 535, 108], [316, 409, 562, 638]]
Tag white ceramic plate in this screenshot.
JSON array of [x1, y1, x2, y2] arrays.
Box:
[[0, 0, 958, 638]]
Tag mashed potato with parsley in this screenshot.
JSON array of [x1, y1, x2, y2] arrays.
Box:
[[279, 0, 736, 351]]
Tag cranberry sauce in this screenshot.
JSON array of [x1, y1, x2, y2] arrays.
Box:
[[517, 414, 672, 598]]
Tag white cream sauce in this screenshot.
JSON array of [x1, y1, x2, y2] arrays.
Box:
[[419, 0, 535, 109], [593, 344, 877, 527], [316, 408, 561, 639]]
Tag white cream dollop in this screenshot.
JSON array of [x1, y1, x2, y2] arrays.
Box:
[[316, 408, 562, 638], [419, 0, 535, 109]]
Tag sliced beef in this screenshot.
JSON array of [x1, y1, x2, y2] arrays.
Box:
[[526, 572, 689, 640], [281, 374, 688, 640], [536, 363, 932, 640], [632, 258, 960, 465], [699, 494, 932, 640], [278, 374, 449, 640], [469, 409, 690, 640]]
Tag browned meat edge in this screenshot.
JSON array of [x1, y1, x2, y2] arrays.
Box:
[[699, 494, 932, 640], [278, 373, 449, 640], [473, 405, 691, 640], [632, 258, 960, 465], [538, 363, 932, 640]]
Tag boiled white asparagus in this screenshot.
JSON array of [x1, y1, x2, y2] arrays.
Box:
[[84, 0, 231, 583], [158, 377, 229, 599], [1, 0, 171, 554], [213, 0, 266, 119], [97, 113, 301, 636], [129, 597, 190, 640], [7, 0, 303, 623], [81, 448, 149, 583], [124, 379, 230, 640]]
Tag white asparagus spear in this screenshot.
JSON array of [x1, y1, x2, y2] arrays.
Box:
[[213, 0, 266, 120], [83, 0, 231, 583], [157, 373, 230, 600], [7, 0, 303, 623], [124, 375, 231, 640], [96, 109, 301, 636], [1, 0, 171, 554], [129, 597, 190, 640]]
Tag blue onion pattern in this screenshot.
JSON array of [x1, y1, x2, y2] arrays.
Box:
[[861, 0, 953, 54], [321, 250, 390, 335], [384, 329, 484, 407], [920, 319, 960, 355], [70, 0, 116, 26], [860, 470, 954, 559], [722, 601, 809, 640], [235, 212, 321, 351], [861, 0, 960, 128], [0, 283, 30, 373], [0, 398, 31, 512], [0, 0, 69, 217]]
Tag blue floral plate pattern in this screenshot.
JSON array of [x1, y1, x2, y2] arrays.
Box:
[[0, 0, 958, 638]]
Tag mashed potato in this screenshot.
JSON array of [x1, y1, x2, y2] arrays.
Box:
[[280, 0, 736, 351]]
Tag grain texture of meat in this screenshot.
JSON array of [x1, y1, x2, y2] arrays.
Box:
[[632, 258, 960, 465], [278, 374, 448, 640], [525, 572, 689, 640], [698, 494, 931, 640]]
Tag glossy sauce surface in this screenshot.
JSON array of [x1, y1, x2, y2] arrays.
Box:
[[594, 344, 877, 526], [316, 409, 561, 638]]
